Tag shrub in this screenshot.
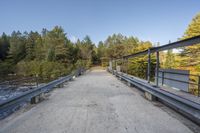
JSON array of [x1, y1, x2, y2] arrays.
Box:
[[16, 60, 70, 82]]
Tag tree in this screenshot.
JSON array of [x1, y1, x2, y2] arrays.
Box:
[[180, 12, 200, 95], [104, 34, 125, 58], [183, 13, 200, 39], [0, 26, 158, 82], [97, 33, 155, 79], [181, 13, 200, 71], [43, 26, 68, 62], [76, 35, 96, 67], [9, 31, 26, 63], [164, 49, 175, 69], [97, 41, 106, 64], [0, 26, 80, 79], [0, 33, 10, 60], [80, 35, 94, 60], [128, 41, 154, 79], [25, 31, 41, 61]]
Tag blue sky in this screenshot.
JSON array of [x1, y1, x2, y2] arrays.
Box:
[[0, 0, 200, 45]]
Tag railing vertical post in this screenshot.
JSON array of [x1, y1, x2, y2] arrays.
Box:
[[122, 58, 124, 73], [36, 74, 38, 88], [126, 58, 128, 74], [147, 49, 151, 83], [115, 60, 117, 70], [109, 60, 112, 71], [111, 60, 113, 74], [112, 60, 115, 74], [198, 76, 200, 97], [162, 71, 164, 86], [156, 51, 160, 86]]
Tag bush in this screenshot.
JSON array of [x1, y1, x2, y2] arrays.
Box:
[[75, 59, 92, 69], [0, 60, 14, 76], [16, 60, 70, 81]]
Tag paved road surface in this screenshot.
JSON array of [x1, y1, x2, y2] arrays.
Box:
[[0, 69, 194, 133]]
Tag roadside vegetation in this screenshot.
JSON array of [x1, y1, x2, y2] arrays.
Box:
[[0, 26, 97, 81], [0, 13, 199, 86]]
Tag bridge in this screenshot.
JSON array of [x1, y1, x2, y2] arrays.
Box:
[[0, 68, 198, 133], [0, 36, 200, 133]]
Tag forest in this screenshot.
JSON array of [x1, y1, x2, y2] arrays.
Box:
[[0, 13, 200, 84]]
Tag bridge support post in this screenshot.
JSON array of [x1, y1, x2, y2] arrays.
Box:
[[31, 96, 40, 104], [31, 93, 46, 104], [39, 93, 45, 101], [156, 51, 160, 86], [126, 59, 127, 74], [147, 49, 151, 83], [127, 82, 132, 87], [57, 83, 64, 88], [115, 60, 117, 70], [109, 60, 112, 71], [145, 92, 156, 101], [122, 58, 124, 73]]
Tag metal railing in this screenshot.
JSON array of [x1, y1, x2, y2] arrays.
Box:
[[156, 70, 200, 97], [109, 35, 200, 124], [111, 35, 200, 96], [108, 69, 200, 125]]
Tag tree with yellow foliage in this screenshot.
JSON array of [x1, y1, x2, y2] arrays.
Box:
[[181, 12, 200, 73]]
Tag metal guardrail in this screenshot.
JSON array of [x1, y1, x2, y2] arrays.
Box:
[[109, 69, 200, 125], [0, 68, 84, 119]]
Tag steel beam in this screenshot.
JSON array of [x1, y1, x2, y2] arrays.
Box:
[[156, 52, 160, 86], [147, 49, 151, 83], [151, 35, 200, 52], [115, 35, 200, 60], [126, 58, 128, 74]]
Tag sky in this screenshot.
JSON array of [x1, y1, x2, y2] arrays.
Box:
[[0, 0, 200, 45]]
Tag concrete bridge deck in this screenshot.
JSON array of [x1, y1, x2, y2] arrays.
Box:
[[0, 69, 196, 133]]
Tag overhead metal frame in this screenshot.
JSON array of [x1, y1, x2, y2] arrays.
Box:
[[120, 35, 200, 59], [112, 35, 200, 85]]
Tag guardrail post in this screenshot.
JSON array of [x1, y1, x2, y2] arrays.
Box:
[[57, 83, 64, 88], [156, 52, 159, 86], [147, 49, 151, 83], [31, 96, 40, 104]]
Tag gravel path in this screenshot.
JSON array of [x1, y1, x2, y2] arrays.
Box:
[[0, 69, 194, 133]]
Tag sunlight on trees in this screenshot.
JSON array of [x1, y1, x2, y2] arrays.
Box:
[[0, 12, 200, 83]]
